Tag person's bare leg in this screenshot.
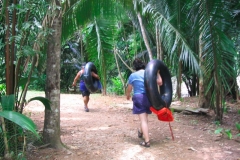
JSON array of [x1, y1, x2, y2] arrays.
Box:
[[138, 113, 150, 143], [83, 96, 90, 111], [83, 96, 89, 107]]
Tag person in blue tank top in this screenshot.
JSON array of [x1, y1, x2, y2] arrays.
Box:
[[126, 58, 162, 147], [72, 63, 100, 112]]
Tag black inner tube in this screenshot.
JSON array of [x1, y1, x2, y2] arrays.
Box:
[[83, 62, 99, 93], [144, 59, 172, 110]]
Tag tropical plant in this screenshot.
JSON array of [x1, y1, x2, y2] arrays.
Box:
[[236, 122, 240, 132], [134, 0, 238, 121], [188, 0, 237, 120], [0, 94, 50, 159], [1, 0, 49, 112], [108, 77, 124, 95], [62, 0, 124, 95], [0, 0, 55, 156], [1, 0, 239, 151], [61, 0, 240, 121]]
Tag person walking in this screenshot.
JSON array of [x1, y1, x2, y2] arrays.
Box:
[[126, 58, 162, 147], [72, 63, 100, 112]]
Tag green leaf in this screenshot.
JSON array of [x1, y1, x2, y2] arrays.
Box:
[[1, 95, 15, 111], [235, 122, 240, 131], [224, 129, 232, 139], [214, 121, 221, 126], [28, 97, 51, 110], [0, 111, 39, 138], [62, 0, 118, 42], [214, 128, 223, 134], [18, 77, 39, 89]]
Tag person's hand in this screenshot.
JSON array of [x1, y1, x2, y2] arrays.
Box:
[[92, 72, 100, 80], [157, 79, 163, 86], [126, 85, 132, 100], [157, 71, 163, 86], [96, 75, 100, 80]]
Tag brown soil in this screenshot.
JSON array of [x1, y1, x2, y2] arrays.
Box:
[[24, 92, 240, 160]]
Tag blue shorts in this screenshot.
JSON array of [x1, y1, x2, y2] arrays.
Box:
[[132, 94, 152, 114], [79, 81, 90, 97], [81, 90, 90, 97]]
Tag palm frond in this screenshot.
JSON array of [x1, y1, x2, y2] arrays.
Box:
[[198, 0, 236, 81], [139, 0, 200, 74], [62, 0, 122, 42], [83, 18, 118, 86]]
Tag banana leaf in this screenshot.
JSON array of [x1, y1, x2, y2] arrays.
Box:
[[18, 77, 39, 89], [0, 111, 39, 138], [28, 96, 51, 110], [0, 95, 50, 139], [1, 95, 15, 111]]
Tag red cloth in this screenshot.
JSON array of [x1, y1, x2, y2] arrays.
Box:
[[150, 107, 174, 122]]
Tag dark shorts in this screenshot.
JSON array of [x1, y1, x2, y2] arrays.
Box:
[[81, 90, 90, 97], [79, 81, 90, 97], [132, 94, 152, 114]]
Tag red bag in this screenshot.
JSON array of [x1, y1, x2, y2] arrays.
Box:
[[150, 107, 174, 122]]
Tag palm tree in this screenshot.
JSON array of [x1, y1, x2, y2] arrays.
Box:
[[188, 0, 237, 120], [62, 0, 200, 95], [0, 0, 56, 156], [138, 0, 237, 121], [0, 0, 49, 112], [62, 0, 121, 95]]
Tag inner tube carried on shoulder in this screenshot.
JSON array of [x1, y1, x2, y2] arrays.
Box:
[[83, 62, 99, 93], [144, 59, 172, 110]]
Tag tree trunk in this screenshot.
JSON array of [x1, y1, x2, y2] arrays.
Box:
[[177, 54, 182, 99], [214, 73, 222, 121], [137, 12, 153, 60], [198, 32, 209, 108], [176, 1, 182, 99], [198, 77, 209, 107], [101, 53, 107, 95], [79, 29, 84, 63], [235, 78, 239, 103], [213, 50, 223, 121], [43, 0, 63, 149], [155, 24, 163, 60], [5, 0, 13, 95], [10, 0, 17, 95], [198, 32, 204, 106], [114, 46, 126, 94], [156, 24, 160, 60]]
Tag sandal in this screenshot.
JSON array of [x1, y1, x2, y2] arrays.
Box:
[[139, 141, 150, 147], [84, 106, 89, 112], [138, 130, 143, 138]]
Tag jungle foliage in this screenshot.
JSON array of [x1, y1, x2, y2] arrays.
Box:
[[0, 0, 240, 158]]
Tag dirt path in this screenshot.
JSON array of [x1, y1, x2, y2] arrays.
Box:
[[24, 92, 240, 160]]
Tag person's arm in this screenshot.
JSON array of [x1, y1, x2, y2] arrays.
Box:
[[91, 72, 100, 80], [72, 70, 82, 86], [126, 84, 133, 100], [157, 70, 163, 86]]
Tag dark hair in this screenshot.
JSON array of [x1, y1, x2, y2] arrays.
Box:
[[81, 62, 86, 68], [133, 58, 145, 71]]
